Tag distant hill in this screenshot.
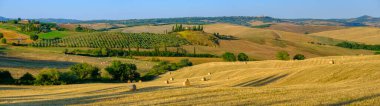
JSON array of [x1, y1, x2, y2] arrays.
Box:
[[312, 27, 380, 44], [1, 15, 380, 27]]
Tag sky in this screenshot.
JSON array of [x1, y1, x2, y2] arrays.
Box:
[[0, 0, 379, 20]]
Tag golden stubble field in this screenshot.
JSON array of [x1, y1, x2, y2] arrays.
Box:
[[1, 55, 380, 105]]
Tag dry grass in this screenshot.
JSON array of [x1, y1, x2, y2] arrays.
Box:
[[135, 56, 223, 65], [1, 55, 380, 105], [312, 27, 380, 44], [0, 28, 33, 43], [266, 23, 346, 34]]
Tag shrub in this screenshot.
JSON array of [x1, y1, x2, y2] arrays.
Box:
[[276, 51, 290, 60], [1, 38, 6, 44], [59, 71, 78, 84], [35, 68, 62, 85], [105, 61, 140, 82], [30, 34, 39, 41], [237, 53, 249, 61], [177, 59, 193, 67], [18, 72, 35, 85], [293, 54, 306, 60], [0, 70, 14, 84], [70, 63, 100, 80], [0, 33, 3, 39], [222, 52, 236, 61]]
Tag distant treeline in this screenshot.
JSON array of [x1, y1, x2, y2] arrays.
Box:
[[336, 41, 380, 51], [79, 16, 282, 27], [65, 48, 217, 58]]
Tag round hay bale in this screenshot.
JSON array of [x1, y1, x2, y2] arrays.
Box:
[[329, 60, 335, 64], [183, 79, 190, 86], [165, 80, 169, 84], [208, 73, 212, 75], [138, 80, 142, 83], [127, 80, 132, 83], [169, 72, 172, 74], [201, 77, 207, 81], [129, 84, 137, 91], [170, 77, 174, 81]]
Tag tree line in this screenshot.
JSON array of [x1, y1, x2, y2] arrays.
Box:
[[171, 24, 204, 32], [336, 41, 380, 51]]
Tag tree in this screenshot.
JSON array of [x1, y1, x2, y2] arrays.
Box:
[[35, 68, 62, 85], [1, 38, 6, 44], [276, 51, 290, 60], [237, 53, 249, 61], [75, 25, 84, 32], [30, 34, 39, 41], [18, 72, 36, 85], [70, 63, 100, 80], [293, 54, 306, 60], [105, 61, 140, 81], [222, 52, 236, 61], [101, 48, 109, 56], [0, 33, 3, 39], [0, 69, 14, 84]]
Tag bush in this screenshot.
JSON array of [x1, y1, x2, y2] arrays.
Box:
[[293, 54, 306, 60], [70, 63, 100, 80], [276, 51, 290, 60], [59, 71, 78, 84], [0, 33, 3, 39], [105, 61, 140, 82], [30, 34, 39, 41], [35, 68, 63, 85], [1, 38, 6, 44], [177, 59, 193, 67], [17, 72, 35, 85], [222, 52, 236, 61], [237, 53, 249, 61], [0, 70, 14, 84]]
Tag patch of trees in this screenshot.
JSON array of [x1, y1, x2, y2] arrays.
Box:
[[0, 33, 3, 39], [1, 38, 6, 44], [251, 24, 272, 28], [276, 51, 306, 60], [171, 24, 204, 32], [221, 52, 250, 62], [213, 33, 237, 40], [30, 32, 189, 48], [142, 59, 193, 80], [336, 41, 380, 51], [64, 48, 217, 58], [75, 25, 96, 32], [0, 61, 142, 85]]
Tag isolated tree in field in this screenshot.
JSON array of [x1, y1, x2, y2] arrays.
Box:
[[35, 68, 61, 85], [293, 54, 306, 60], [0, 33, 4, 39], [222, 52, 237, 61], [30, 34, 39, 41], [177, 59, 193, 67], [1, 38, 6, 44], [70, 63, 100, 80], [237, 53, 249, 61], [105, 61, 140, 81], [75, 25, 84, 32], [276, 51, 290, 60]]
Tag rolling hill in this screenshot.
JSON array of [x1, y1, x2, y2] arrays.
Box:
[[2, 55, 380, 105], [312, 27, 380, 44]]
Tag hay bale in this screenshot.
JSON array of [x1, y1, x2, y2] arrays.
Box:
[[183, 79, 190, 86], [170, 77, 174, 81], [129, 84, 137, 91], [169, 72, 172, 74], [201, 77, 207, 81], [127, 80, 132, 83], [208, 73, 212, 75], [165, 80, 169, 84], [138, 80, 142, 83], [329, 60, 335, 64]]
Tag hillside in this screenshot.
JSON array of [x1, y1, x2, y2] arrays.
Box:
[[312, 27, 380, 44], [2, 55, 380, 105], [200, 23, 372, 60], [0, 27, 33, 43], [266, 23, 346, 34]]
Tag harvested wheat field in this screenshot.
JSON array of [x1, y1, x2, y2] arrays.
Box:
[[2, 55, 380, 105], [312, 27, 380, 44]]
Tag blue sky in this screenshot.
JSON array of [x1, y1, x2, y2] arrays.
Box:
[[0, 0, 379, 20]]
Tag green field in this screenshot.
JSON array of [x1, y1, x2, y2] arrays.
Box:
[[38, 31, 83, 39]]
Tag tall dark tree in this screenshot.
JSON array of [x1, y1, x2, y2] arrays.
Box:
[[30, 34, 39, 41], [222, 52, 237, 62], [237, 53, 249, 61]]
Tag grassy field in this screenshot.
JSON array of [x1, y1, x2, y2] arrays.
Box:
[[0, 27, 33, 44], [312, 27, 380, 44], [1, 55, 380, 105], [38, 31, 84, 39]]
